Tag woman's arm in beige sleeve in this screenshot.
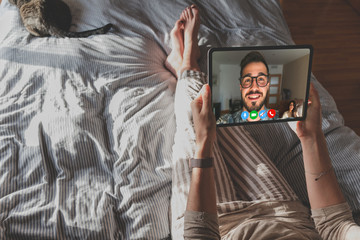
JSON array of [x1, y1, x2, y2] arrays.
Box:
[[297, 84, 345, 209], [296, 84, 360, 240]]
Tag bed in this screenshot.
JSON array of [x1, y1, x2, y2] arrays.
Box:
[[0, 0, 359, 239]]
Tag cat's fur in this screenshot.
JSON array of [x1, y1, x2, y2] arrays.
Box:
[[9, 0, 113, 38]]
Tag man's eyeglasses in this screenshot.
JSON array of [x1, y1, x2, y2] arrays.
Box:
[[239, 74, 269, 88]]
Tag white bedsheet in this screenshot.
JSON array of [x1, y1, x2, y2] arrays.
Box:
[[0, 1, 177, 239], [1, 0, 359, 239]]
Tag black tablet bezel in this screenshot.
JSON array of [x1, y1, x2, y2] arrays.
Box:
[[208, 45, 313, 127]]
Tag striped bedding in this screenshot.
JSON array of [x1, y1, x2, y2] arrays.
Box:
[[0, 0, 359, 239]]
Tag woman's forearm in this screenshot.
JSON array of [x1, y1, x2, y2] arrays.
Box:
[[300, 133, 345, 209], [186, 167, 217, 214], [186, 145, 217, 214]]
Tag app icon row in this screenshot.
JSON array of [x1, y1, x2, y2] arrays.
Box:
[[241, 109, 276, 120]]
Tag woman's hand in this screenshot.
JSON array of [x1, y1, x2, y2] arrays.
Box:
[[191, 84, 216, 158], [296, 83, 323, 140]]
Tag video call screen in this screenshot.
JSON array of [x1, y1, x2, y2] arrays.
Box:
[[208, 45, 313, 126]]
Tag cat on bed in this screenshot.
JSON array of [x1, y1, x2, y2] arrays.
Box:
[[9, 0, 113, 37]]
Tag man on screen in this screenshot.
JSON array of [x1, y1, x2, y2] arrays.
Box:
[[217, 51, 279, 124]]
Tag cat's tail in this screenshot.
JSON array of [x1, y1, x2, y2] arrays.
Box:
[[49, 23, 113, 38]]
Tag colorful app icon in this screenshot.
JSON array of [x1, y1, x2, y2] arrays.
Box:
[[241, 111, 249, 120], [250, 111, 258, 120], [268, 109, 276, 118], [259, 110, 267, 119]]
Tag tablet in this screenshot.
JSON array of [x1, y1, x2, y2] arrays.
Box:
[[208, 45, 313, 126]]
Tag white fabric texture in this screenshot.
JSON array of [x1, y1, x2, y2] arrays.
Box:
[[0, 0, 177, 239]]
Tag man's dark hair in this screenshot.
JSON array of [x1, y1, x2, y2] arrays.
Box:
[[240, 51, 269, 78]]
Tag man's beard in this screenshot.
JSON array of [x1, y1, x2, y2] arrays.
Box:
[[242, 91, 268, 112]]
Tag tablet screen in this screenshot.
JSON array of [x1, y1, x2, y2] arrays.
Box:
[[208, 45, 313, 126]]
